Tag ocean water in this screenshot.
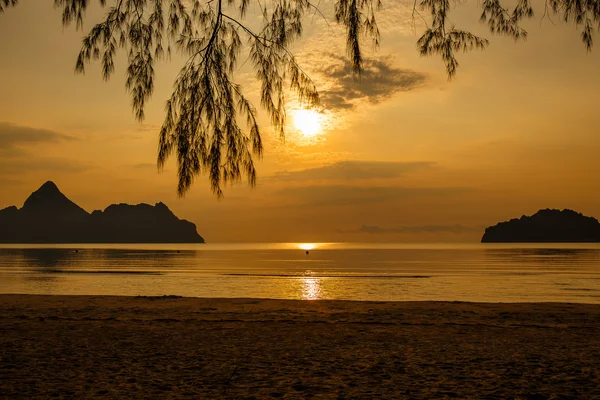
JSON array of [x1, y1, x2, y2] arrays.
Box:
[[0, 243, 599, 303]]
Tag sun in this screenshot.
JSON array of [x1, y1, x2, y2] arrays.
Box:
[[293, 109, 322, 136]]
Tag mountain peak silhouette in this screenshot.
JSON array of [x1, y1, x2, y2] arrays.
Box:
[[39, 180, 59, 191], [0, 181, 204, 243], [21, 181, 88, 216], [482, 208, 600, 242]]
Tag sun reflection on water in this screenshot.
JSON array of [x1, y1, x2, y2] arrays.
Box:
[[302, 277, 322, 300]]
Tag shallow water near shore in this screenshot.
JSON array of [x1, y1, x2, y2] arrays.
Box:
[[1, 242, 599, 303]]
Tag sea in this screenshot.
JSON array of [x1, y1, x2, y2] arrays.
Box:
[[1, 243, 599, 303]]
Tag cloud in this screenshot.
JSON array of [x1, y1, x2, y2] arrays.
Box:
[[131, 163, 158, 170], [277, 185, 473, 207], [0, 122, 76, 150], [269, 160, 435, 182], [0, 123, 90, 176], [127, 162, 173, 174], [358, 224, 474, 234], [313, 54, 427, 110], [0, 157, 90, 174], [0, 178, 25, 186]]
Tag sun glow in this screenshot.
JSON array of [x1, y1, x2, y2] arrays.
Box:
[[293, 109, 322, 136], [299, 243, 316, 251]]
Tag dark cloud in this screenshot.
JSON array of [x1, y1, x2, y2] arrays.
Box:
[[359, 224, 474, 234], [128, 162, 173, 174], [0, 122, 75, 150], [0, 178, 25, 186], [0, 123, 87, 175], [315, 54, 427, 110], [0, 147, 28, 158], [131, 163, 158, 169], [277, 185, 473, 207], [0, 157, 90, 173], [270, 161, 435, 182]]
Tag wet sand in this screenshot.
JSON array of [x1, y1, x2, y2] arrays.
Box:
[[1, 294, 600, 399]]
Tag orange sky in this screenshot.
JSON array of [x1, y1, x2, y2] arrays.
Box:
[[1, 0, 599, 242]]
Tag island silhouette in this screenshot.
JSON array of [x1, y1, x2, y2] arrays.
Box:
[[481, 209, 600, 243], [0, 181, 204, 243]]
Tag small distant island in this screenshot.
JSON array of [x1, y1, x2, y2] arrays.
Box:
[[0, 181, 204, 243], [481, 209, 600, 243]]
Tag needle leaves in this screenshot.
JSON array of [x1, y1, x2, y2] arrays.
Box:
[[1, 0, 600, 195]]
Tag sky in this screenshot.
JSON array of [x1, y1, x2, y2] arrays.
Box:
[[0, 0, 599, 243]]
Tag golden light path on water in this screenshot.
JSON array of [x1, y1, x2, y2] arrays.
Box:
[[3, 243, 600, 302], [302, 277, 322, 300], [297, 243, 322, 300]]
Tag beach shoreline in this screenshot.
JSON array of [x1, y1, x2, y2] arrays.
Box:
[[2, 294, 599, 399]]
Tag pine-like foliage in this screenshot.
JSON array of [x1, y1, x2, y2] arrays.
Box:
[[0, 0, 17, 12], [1, 0, 599, 195]]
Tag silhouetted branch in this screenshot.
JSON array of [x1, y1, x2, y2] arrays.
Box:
[[480, 0, 531, 40], [335, 0, 382, 74], [0, 0, 18, 13], [2, 0, 600, 195]]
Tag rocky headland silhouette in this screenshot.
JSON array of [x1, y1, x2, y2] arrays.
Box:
[[481, 209, 600, 243], [0, 181, 204, 243]]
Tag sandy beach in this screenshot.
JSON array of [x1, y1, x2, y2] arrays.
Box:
[[1, 295, 599, 399]]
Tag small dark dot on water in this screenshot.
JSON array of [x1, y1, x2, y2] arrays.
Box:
[[74, 250, 78, 253], [305, 251, 309, 255]]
